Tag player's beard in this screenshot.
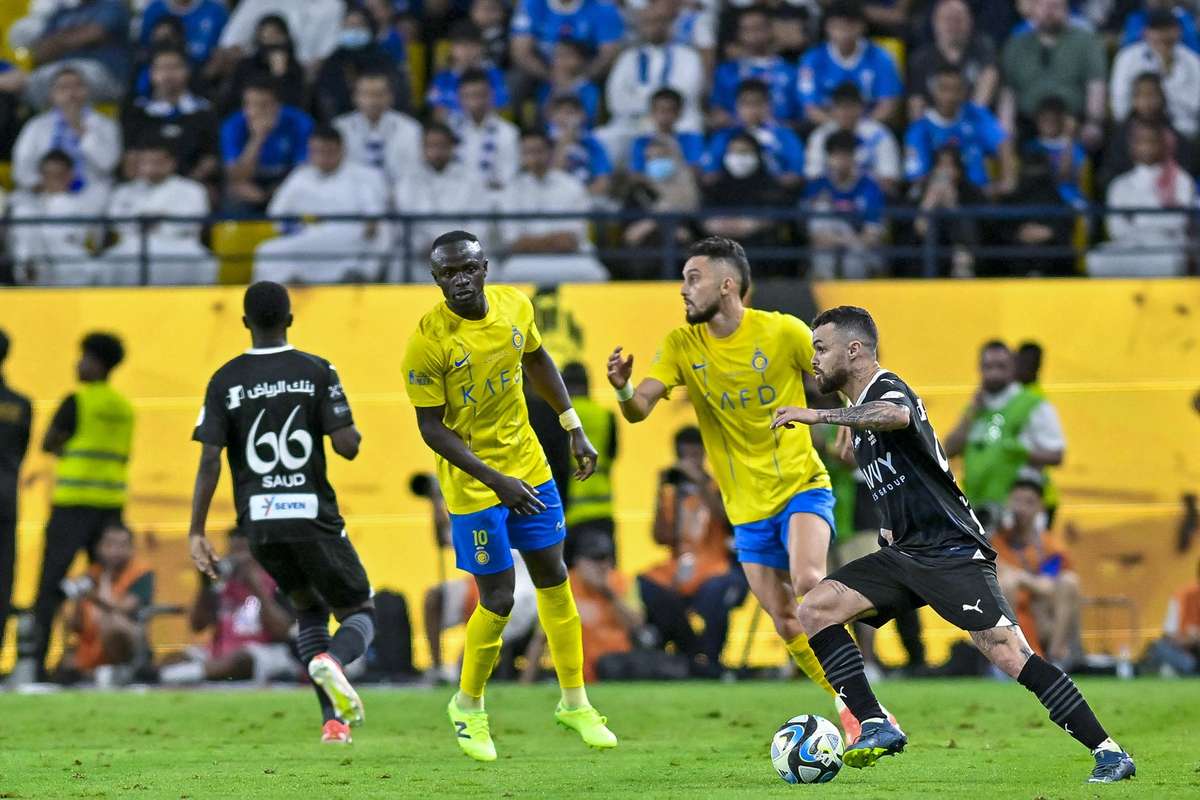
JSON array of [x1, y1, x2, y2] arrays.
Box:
[[685, 297, 720, 325], [815, 364, 849, 395]]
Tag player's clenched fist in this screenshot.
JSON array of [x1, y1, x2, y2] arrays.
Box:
[[607, 346, 633, 389], [771, 406, 821, 429]]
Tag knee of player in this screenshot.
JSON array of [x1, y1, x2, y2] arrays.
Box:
[[791, 568, 824, 598], [796, 595, 832, 635], [767, 605, 804, 640], [478, 586, 516, 617]]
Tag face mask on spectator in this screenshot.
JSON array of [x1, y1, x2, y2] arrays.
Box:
[[724, 151, 759, 178], [645, 157, 677, 182], [340, 28, 372, 49]]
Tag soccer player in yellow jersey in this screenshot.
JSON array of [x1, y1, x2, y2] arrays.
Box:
[[403, 230, 617, 763], [607, 237, 893, 741]]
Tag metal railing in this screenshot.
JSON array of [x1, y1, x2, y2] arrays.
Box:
[[2, 204, 1197, 285]]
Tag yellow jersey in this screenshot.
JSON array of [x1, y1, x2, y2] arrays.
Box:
[[403, 285, 553, 514], [646, 308, 830, 526]]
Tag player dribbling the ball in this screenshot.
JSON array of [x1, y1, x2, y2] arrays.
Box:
[[773, 306, 1135, 783]]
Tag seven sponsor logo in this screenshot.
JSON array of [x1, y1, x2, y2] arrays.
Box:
[[249, 493, 319, 521]]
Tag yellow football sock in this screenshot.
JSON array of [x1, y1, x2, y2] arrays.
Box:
[[786, 631, 835, 696], [535, 579, 589, 708], [458, 602, 509, 706]]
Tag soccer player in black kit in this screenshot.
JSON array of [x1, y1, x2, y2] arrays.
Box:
[[771, 306, 1135, 784], [188, 282, 374, 745]]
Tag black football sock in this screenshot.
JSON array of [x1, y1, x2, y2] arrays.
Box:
[[329, 609, 376, 667], [808, 625, 885, 725], [1017, 654, 1109, 750], [297, 606, 337, 723]]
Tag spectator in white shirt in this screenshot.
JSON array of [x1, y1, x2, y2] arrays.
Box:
[[334, 71, 422, 188], [449, 68, 520, 196], [12, 66, 121, 192], [599, 0, 705, 166], [253, 125, 389, 284], [8, 149, 108, 285], [1087, 119, 1195, 277], [98, 137, 215, 286], [393, 122, 491, 278], [499, 129, 608, 283], [1110, 10, 1200, 138], [212, 0, 344, 74], [805, 82, 901, 196]]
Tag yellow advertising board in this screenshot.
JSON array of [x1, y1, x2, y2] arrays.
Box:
[[1, 279, 1197, 670]]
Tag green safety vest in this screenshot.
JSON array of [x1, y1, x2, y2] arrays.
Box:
[[52, 382, 134, 509], [962, 387, 1041, 508], [565, 396, 614, 527]]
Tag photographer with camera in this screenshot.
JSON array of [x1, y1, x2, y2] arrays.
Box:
[[637, 426, 748, 678], [159, 527, 298, 685], [57, 522, 153, 683]]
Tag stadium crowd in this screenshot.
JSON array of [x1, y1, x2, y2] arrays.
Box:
[[0, 0, 1198, 284]]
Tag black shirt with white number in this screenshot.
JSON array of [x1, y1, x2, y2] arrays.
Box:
[[851, 370, 993, 557], [192, 346, 354, 542]]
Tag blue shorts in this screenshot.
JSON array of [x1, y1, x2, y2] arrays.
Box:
[[733, 487, 837, 571], [449, 480, 566, 575]]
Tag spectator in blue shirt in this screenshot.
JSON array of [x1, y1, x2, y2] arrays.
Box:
[[26, 0, 132, 108], [797, 0, 903, 125], [510, 0, 625, 85], [628, 88, 706, 175], [704, 79, 805, 190], [1122, 0, 1200, 54], [709, 8, 798, 128], [805, 129, 886, 279], [220, 77, 314, 214], [903, 66, 1015, 196], [536, 39, 602, 127], [427, 20, 510, 121], [546, 94, 613, 197], [140, 0, 229, 73], [1024, 94, 1087, 207]]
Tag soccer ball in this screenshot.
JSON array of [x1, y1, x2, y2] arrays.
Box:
[[770, 714, 844, 784]]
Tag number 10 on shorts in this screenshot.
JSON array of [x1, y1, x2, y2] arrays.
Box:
[[473, 529, 490, 566]]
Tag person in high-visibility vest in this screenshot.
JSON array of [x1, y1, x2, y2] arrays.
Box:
[[944, 340, 1065, 531], [0, 329, 33, 663], [561, 363, 618, 566], [22, 332, 133, 681]]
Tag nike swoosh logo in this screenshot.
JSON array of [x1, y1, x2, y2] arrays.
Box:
[[454, 353, 471, 368], [691, 362, 706, 370]]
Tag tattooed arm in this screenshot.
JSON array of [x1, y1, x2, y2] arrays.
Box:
[[771, 401, 911, 432]]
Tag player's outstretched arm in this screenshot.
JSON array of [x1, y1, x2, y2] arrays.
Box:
[[606, 346, 667, 423], [522, 346, 598, 480], [772, 401, 911, 432], [413, 405, 547, 515], [187, 443, 222, 579]]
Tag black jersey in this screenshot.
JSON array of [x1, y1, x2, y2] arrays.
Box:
[[193, 346, 354, 542], [851, 370, 992, 557]]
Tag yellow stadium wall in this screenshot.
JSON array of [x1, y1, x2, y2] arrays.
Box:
[[1, 279, 1198, 671]]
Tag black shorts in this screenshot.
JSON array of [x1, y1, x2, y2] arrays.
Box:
[[827, 546, 1016, 632], [250, 535, 372, 609]]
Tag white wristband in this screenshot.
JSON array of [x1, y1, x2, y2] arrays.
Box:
[[559, 408, 582, 431], [614, 382, 635, 402]]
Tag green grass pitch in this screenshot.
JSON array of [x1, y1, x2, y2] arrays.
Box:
[[0, 678, 1194, 799]]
